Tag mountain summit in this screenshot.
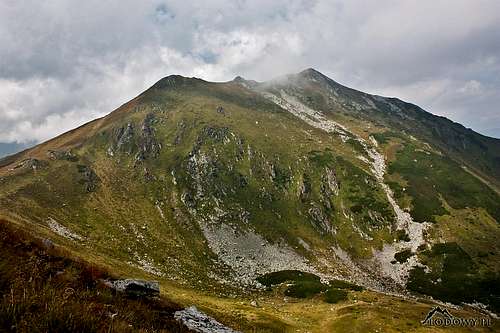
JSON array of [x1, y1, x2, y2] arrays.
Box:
[[1, 69, 499, 330]]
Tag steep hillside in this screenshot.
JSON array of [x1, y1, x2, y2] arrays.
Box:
[[0, 221, 189, 332], [265, 69, 500, 189], [0, 69, 499, 331]]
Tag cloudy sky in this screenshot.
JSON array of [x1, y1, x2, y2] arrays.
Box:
[[1, 0, 500, 146]]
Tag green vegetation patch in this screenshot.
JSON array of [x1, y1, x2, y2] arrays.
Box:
[[371, 131, 407, 145], [346, 138, 365, 155], [395, 229, 410, 242], [407, 242, 500, 312], [324, 288, 348, 303], [387, 142, 500, 223], [284, 281, 327, 298], [257, 271, 355, 304], [394, 249, 413, 264], [336, 157, 394, 225], [328, 279, 363, 292], [256, 270, 320, 287], [307, 149, 336, 168]]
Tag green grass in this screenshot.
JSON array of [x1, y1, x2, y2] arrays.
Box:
[[257, 271, 355, 303], [346, 138, 365, 155], [328, 279, 363, 292], [407, 242, 500, 312], [394, 249, 412, 264], [387, 142, 500, 223], [324, 288, 348, 303], [256, 270, 321, 287], [371, 131, 407, 145], [285, 281, 327, 298], [335, 156, 394, 226]]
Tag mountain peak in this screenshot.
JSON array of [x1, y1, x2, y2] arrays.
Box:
[[298, 67, 329, 79], [296, 67, 335, 85], [299, 67, 323, 75], [232, 75, 258, 88], [151, 74, 205, 90]]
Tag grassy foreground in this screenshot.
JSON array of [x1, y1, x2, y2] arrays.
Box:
[[0, 220, 188, 333], [1, 217, 498, 332]]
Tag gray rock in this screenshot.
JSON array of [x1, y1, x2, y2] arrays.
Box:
[[174, 306, 240, 333], [107, 123, 134, 156], [322, 167, 339, 196], [42, 238, 54, 249], [103, 279, 160, 298], [47, 150, 78, 161], [298, 173, 311, 200], [136, 113, 161, 163], [76, 164, 100, 192], [116, 123, 134, 150], [13, 158, 46, 170], [308, 206, 331, 234]]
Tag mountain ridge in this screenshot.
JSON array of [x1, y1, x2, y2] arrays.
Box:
[[3, 68, 498, 163], [0, 68, 499, 331]]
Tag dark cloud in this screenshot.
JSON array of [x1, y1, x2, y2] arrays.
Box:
[[1, 0, 499, 143]]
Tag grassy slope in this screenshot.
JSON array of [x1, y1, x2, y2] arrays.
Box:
[[2, 218, 496, 332], [278, 69, 500, 190], [256, 71, 500, 311], [0, 220, 188, 333], [0, 77, 396, 280], [374, 131, 500, 310], [0, 74, 499, 331]]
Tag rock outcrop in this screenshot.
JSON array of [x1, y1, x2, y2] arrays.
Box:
[[103, 279, 160, 298], [136, 113, 161, 163], [13, 158, 46, 170], [174, 306, 240, 333], [76, 164, 100, 192], [47, 150, 78, 161]]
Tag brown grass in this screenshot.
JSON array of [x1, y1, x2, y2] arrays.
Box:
[[0, 220, 190, 333]]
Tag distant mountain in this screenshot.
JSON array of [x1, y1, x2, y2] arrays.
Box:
[[0, 141, 34, 158], [0, 69, 499, 330]]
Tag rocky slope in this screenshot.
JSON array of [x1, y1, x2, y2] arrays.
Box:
[[0, 69, 499, 330]]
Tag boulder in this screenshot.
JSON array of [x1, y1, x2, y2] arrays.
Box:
[[174, 306, 240, 333], [103, 279, 160, 298]]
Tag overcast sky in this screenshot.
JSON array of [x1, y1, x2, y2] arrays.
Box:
[[1, 0, 499, 144]]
